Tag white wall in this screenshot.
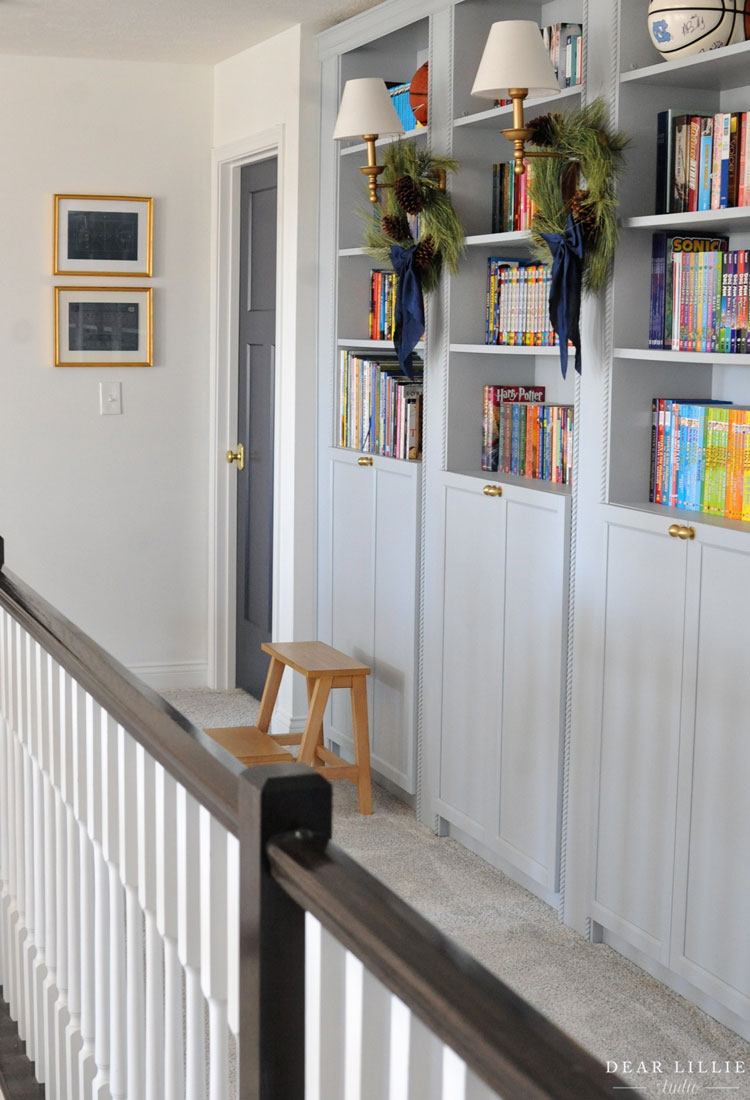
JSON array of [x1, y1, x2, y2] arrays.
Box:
[[0, 55, 213, 685], [213, 28, 320, 717]]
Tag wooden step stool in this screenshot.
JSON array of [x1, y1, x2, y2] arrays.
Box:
[[204, 641, 373, 814]]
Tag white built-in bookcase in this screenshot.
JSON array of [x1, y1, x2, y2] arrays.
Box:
[[318, 0, 750, 1042]]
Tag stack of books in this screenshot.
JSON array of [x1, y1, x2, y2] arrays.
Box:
[[650, 399, 750, 520], [486, 258, 557, 346], [542, 22, 583, 89], [655, 109, 750, 215], [388, 82, 418, 131], [338, 352, 423, 460], [648, 233, 750, 353], [369, 269, 399, 341], [481, 384, 573, 483], [491, 160, 536, 233]]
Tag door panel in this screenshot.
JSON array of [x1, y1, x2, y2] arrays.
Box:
[[671, 540, 750, 1013], [437, 480, 505, 839], [328, 454, 375, 744], [593, 520, 687, 960], [372, 463, 419, 792], [496, 496, 566, 888], [235, 158, 277, 697]]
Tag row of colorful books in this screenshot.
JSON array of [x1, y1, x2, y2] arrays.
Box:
[[337, 351, 423, 460], [649, 399, 750, 520], [542, 22, 583, 89], [486, 258, 559, 346], [481, 384, 573, 484], [369, 269, 398, 341], [388, 82, 418, 132], [648, 234, 750, 353], [491, 160, 536, 234], [655, 108, 750, 216]]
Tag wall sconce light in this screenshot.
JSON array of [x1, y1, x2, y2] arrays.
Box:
[[471, 20, 561, 175], [333, 77, 405, 203]]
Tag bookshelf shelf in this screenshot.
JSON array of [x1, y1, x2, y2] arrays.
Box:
[[622, 209, 750, 233], [450, 343, 561, 356], [620, 39, 750, 92], [611, 498, 750, 532], [457, 467, 571, 496], [453, 84, 581, 130], [337, 338, 425, 351], [338, 247, 367, 257], [615, 347, 750, 366], [464, 230, 531, 247]]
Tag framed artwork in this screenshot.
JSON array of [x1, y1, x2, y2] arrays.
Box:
[[54, 287, 153, 367], [54, 194, 153, 276]]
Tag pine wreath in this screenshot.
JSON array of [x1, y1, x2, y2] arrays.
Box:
[[527, 97, 629, 294], [362, 139, 464, 294]]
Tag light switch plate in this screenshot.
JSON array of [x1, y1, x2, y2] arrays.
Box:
[[99, 381, 122, 415]]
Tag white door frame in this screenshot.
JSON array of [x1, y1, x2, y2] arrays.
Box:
[[208, 127, 284, 689]]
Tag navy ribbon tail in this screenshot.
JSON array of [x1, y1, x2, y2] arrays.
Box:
[[541, 215, 584, 379], [390, 244, 425, 378]]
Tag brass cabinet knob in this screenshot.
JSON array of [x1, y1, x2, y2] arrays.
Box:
[[226, 444, 245, 471], [357, 455, 374, 466], [483, 484, 502, 497], [668, 523, 695, 540]]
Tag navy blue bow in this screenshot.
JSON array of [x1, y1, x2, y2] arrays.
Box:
[[390, 244, 425, 378], [541, 215, 584, 378]]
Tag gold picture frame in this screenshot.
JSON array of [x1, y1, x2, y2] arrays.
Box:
[[54, 286, 153, 367], [54, 194, 153, 277]]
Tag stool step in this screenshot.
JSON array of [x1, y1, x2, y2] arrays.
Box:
[[204, 725, 295, 766], [261, 640, 370, 678]]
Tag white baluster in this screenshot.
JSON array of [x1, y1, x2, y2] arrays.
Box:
[[200, 808, 229, 1100], [52, 662, 72, 1100], [20, 631, 37, 1056], [8, 621, 25, 1032], [78, 693, 103, 1099], [29, 641, 47, 1079], [177, 785, 205, 1100], [226, 832, 239, 1042], [156, 764, 183, 1100], [91, 706, 113, 1100], [98, 713, 121, 1100], [137, 745, 164, 1100], [407, 1011, 444, 1100], [442, 1047, 468, 1099], [389, 997, 410, 1100], [0, 613, 7, 998], [316, 925, 347, 1100], [360, 967, 392, 1100], [118, 725, 144, 1100], [41, 653, 62, 1100], [64, 680, 85, 1100]]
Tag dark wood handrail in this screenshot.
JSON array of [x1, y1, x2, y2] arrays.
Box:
[[0, 558, 243, 835], [268, 829, 639, 1100]]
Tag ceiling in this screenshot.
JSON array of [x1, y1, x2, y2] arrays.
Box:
[[0, 0, 385, 65]]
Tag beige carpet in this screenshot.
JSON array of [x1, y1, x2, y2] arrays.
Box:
[[165, 687, 750, 1097]]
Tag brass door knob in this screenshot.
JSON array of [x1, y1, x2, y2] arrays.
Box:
[[668, 523, 695, 540], [226, 444, 245, 471], [483, 484, 502, 497], [357, 455, 374, 466]]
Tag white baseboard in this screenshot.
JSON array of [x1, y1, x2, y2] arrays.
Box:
[[127, 662, 209, 691]]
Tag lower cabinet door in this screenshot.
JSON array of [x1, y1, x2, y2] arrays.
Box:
[[670, 530, 750, 1017], [591, 509, 688, 964], [326, 450, 419, 794], [435, 475, 568, 892]]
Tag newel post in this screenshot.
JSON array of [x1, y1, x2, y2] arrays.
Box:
[[238, 764, 331, 1099]]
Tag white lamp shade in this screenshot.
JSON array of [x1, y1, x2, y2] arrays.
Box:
[[471, 20, 560, 99], [333, 77, 405, 140]]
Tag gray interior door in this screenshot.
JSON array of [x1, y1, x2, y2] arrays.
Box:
[[235, 157, 277, 697]]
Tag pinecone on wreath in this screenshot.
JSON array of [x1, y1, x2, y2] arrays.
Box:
[[570, 189, 598, 238], [393, 174, 425, 214], [413, 235, 436, 268], [527, 112, 560, 148], [381, 213, 412, 243]]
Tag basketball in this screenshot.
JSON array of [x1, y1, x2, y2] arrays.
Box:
[[647, 0, 747, 58], [410, 62, 429, 126]]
